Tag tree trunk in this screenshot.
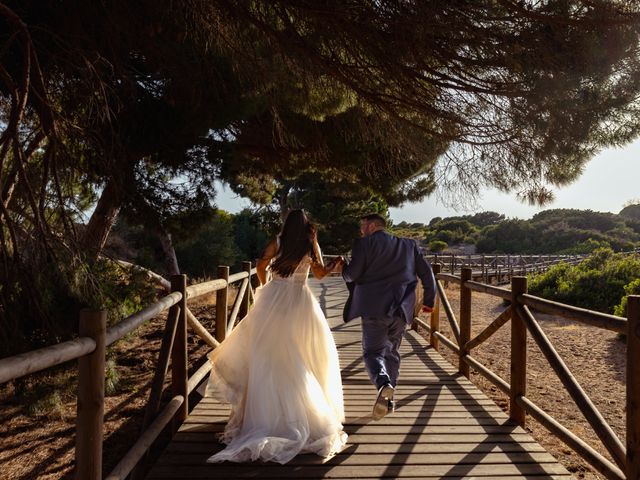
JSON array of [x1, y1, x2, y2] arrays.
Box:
[[81, 178, 122, 261], [155, 226, 180, 276]]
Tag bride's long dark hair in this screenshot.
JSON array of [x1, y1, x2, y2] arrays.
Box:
[[271, 209, 318, 277]]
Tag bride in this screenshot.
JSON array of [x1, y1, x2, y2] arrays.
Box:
[[204, 209, 348, 464]]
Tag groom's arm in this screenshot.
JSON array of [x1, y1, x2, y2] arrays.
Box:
[[342, 238, 366, 283], [414, 242, 436, 309]]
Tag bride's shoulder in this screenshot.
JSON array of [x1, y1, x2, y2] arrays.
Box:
[[261, 238, 279, 260]]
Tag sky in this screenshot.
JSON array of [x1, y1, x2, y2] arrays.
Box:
[[214, 137, 640, 225]]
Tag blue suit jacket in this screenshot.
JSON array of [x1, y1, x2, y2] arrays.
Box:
[[342, 230, 436, 324]]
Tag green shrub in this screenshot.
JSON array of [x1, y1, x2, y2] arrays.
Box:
[[528, 248, 640, 313], [428, 240, 448, 252], [614, 278, 640, 317]]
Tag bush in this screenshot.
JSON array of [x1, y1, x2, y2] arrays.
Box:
[[428, 240, 448, 252], [614, 278, 640, 317], [528, 248, 640, 313], [557, 238, 610, 254]]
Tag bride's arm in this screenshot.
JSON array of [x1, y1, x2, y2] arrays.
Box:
[[309, 238, 335, 280], [256, 239, 278, 285]]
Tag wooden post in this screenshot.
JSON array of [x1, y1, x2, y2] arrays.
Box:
[[239, 261, 252, 320], [430, 264, 441, 350], [627, 295, 640, 480], [171, 274, 188, 432], [459, 267, 472, 377], [510, 276, 528, 427], [76, 309, 107, 480], [215, 266, 229, 342]]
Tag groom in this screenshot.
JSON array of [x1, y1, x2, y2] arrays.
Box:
[[340, 213, 436, 420]]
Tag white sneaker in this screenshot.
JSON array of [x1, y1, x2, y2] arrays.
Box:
[[372, 384, 394, 420]]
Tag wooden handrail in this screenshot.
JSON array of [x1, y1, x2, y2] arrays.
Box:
[[215, 266, 229, 342], [413, 317, 461, 353], [0, 336, 96, 384], [76, 310, 107, 480], [141, 304, 180, 431], [463, 354, 510, 395], [187, 359, 213, 395], [171, 275, 188, 432], [459, 268, 472, 377], [186, 278, 227, 299], [517, 395, 625, 480], [421, 268, 639, 478], [1, 260, 259, 480], [464, 280, 511, 300], [105, 395, 184, 480], [627, 296, 640, 479], [437, 272, 461, 284], [429, 264, 441, 349], [517, 304, 626, 469], [227, 277, 249, 332], [106, 292, 182, 346], [435, 280, 461, 344], [519, 293, 626, 334], [464, 307, 511, 352], [510, 276, 527, 427]]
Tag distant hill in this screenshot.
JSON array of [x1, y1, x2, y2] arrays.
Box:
[[391, 207, 640, 254]]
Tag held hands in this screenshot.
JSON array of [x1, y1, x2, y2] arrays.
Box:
[[332, 256, 345, 273], [324, 256, 345, 274]]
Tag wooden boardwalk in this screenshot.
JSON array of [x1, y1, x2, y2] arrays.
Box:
[[147, 276, 572, 479]]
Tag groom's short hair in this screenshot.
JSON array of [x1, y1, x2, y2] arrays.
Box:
[[361, 213, 386, 228]]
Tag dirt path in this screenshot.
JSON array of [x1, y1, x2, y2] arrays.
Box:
[[415, 284, 626, 479]]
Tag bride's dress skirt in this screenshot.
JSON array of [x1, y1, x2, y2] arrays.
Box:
[[204, 275, 348, 464]]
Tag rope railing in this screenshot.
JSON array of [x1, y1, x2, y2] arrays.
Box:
[[0, 260, 259, 480], [413, 265, 640, 480]]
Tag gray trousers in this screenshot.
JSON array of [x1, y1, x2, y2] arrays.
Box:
[[361, 314, 406, 390]]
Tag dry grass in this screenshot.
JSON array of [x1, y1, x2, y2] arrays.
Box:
[[0, 288, 232, 480]]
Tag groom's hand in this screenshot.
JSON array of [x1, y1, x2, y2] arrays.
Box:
[[421, 305, 433, 314]]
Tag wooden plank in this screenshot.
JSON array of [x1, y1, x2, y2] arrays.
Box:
[[178, 423, 532, 435], [184, 416, 514, 426], [155, 451, 562, 467], [172, 431, 547, 444], [163, 442, 547, 455], [148, 463, 571, 478], [191, 408, 507, 417]]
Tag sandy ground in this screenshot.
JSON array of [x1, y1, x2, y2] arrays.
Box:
[[414, 283, 626, 479]]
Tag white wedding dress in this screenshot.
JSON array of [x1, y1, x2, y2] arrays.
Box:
[[204, 254, 348, 464]]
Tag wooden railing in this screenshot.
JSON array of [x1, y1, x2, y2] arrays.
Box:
[[0, 261, 257, 480], [412, 264, 640, 480], [424, 249, 640, 284]]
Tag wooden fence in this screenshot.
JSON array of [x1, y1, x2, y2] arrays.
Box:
[[413, 264, 640, 480], [0, 261, 257, 480], [424, 249, 640, 284]]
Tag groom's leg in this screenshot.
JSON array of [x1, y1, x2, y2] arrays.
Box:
[[361, 315, 392, 389], [385, 315, 406, 388]]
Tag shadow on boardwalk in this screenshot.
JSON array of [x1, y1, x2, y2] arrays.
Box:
[[145, 277, 571, 479]]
